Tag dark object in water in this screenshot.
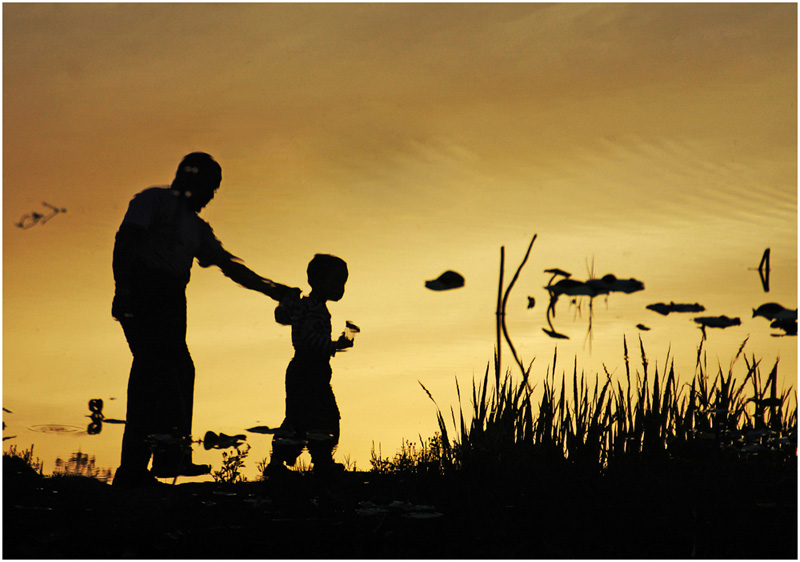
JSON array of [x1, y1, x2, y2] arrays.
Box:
[[542, 328, 569, 339], [246, 425, 279, 434], [770, 318, 797, 336], [753, 302, 797, 321], [647, 302, 705, 316], [89, 399, 103, 415], [547, 278, 597, 297], [547, 274, 644, 298], [544, 268, 571, 277], [757, 248, 770, 292], [425, 270, 465, 291], [527, 296, 535, 309], [636, 324, 650, 331], [15, 202, 67, 229], [87, 399, 124, 422], [544, 268, 571, 286], [591, 274, 644, 294], [693, 316, 741, 329], [86, 399, 125, 434], [203, 431, 247, 450], [345, 321, 361, 333]]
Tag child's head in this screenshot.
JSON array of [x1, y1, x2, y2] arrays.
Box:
[[307, 254, 348, 302]]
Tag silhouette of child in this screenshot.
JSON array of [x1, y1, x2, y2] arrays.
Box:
[[267, 254, 354, 474]]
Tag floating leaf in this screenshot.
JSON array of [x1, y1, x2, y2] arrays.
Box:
[[425, 270, 465, 291], [646, 302, 705, 315], [693, 316, 741, 329]]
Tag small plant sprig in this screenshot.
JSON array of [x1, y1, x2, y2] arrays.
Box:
[[212, 443, 251, 484], [370, 434, 452, 475]]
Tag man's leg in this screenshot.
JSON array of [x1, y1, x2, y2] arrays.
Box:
[[114, 316, 163, 487], [149, 291, 208, 478]]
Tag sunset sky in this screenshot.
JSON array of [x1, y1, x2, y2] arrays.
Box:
[[3, 3, 796, 475]]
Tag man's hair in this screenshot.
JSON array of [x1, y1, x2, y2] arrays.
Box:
[[172, 152, 222, 191], [307, 254, 348, 288]]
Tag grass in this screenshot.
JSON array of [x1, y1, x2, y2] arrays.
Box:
[[373, 234, 797, 476], [3, 444, 43, 475], [212, 443, 252, 484], [384, 335, 796, 476]]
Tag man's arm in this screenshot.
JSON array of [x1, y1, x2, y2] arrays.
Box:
[[111, 224, 145, 320], [216, 255, 300, 302]]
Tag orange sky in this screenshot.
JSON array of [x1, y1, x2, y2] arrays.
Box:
[[3, 3, 797, 475]]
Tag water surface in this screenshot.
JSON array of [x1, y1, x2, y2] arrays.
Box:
[[3, 3, 796, 481]]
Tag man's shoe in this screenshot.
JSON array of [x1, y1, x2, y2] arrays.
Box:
[[112, 468, 165, 489], [151, 462, 211, 478]]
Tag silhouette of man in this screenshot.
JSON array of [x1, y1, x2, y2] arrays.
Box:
[[112, 152, 297, 488]]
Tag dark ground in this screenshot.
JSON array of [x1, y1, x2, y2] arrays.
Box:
[[3, 454, 797, 559]]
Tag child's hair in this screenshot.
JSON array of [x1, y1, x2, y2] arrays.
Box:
[[307, 254, 348, 288]]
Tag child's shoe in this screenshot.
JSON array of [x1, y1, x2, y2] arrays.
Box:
[[312, 460, 345, 476]]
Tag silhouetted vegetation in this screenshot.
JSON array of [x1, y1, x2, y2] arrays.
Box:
[[373, 337, 796, 473]]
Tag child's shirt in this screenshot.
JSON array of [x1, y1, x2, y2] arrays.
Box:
[[275, 296, 338, 358]]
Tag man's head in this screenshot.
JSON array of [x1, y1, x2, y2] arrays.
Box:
[[172, 152, 222, 212], [307, 254, 349, 302]]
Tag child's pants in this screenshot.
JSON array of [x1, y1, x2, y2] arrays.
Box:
[[272, 356, 340, 466]]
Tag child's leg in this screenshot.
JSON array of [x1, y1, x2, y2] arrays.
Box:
[[307, 390, 341, 467], [271, 366, 306, 468], [307, 421, 339, 466], [269, 420, 305, 467]]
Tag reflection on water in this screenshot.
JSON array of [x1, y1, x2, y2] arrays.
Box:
[[29, 425, 85, 435], [543, 265, 645, 342], [86, 398, 126, 435], [756, 248, 771, 292], [3, 207, 796, 484], [14, 202, 67, 230], [4, 235, 797, 484], [53, 451, 113, 483]]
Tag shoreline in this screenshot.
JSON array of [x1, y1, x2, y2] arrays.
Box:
[[4, 453, 796, 559]]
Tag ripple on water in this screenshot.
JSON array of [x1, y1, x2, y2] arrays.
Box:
[[28, 424, 86, 434]]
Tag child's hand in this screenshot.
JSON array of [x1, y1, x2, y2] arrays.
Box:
[[335, 333, 354, 351]]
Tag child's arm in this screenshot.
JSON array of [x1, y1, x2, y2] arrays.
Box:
[[335, 334, 353, 351]]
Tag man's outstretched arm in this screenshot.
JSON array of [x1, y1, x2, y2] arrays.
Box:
[[216, 256, 300, 301]]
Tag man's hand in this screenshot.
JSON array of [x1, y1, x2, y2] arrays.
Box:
[[270, 283, 301, 302], [216, 257, 300, 302]]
